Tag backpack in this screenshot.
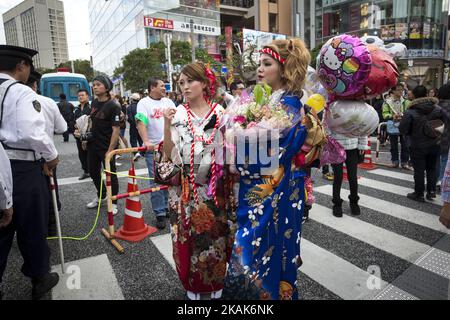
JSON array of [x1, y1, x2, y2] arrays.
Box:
[[423, 118, 444, 139], [294, 110, 328, 168]]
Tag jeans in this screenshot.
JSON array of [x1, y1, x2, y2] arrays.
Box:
[[331, 149, 360, 204], [389, 134, 409, 164], [145, 152, 168, 217], [410, 145, 440, 196], [129, 125, 143, 150], [436, 151, 448, 183]]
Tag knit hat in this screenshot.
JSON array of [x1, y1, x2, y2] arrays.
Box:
[[93, 75, 113, 91]]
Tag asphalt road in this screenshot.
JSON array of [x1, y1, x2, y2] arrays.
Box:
[[2, 135, 449, 300]]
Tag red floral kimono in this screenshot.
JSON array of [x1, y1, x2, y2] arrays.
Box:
[[168, 103, 235, 295]]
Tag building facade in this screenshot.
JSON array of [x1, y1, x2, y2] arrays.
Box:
[[89, 0, 221, 76], [3, 0, 69, 69], [294, 0, 450, 88], [219, 0, 293, 36]]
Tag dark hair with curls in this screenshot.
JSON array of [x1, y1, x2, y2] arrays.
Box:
[[180, 62, 216, 99], [263, 38, 311, 95]]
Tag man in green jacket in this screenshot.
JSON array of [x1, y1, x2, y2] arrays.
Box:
[[382, 84, 412, 169]]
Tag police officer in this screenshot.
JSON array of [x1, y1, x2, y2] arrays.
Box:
[[0, 45, 60, 300], [26, 71, 67, 237]]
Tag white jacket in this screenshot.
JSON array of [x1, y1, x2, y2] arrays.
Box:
[[330, 132, 369, 151]]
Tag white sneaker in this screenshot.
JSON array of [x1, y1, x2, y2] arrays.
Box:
[[133, 153, 142, 161], [112, 204, 118, 216], [86, 197, 105, 209]]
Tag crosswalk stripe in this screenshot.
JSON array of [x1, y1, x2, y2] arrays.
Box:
[[151, 233, 176, 271], [358, 177, 443, 206], [369, 169, 414, 182], [315, 185, 447, 232], [300, 239, 388, 300], [51, 254, 125, 300], [58, 168, 149, 186], [310, 204, 431, 263]]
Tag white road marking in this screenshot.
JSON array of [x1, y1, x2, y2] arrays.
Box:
[[58, 168, 149, 186], [315, 185, 446, 232], [310, 204, 431, 263], [51, 254, 124, 300]]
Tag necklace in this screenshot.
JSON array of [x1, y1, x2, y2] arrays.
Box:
[[184, 101, 220, 207]]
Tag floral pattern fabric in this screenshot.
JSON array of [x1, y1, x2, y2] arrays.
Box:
[[168, 104, 235, 294], [223, 93, 308, 300]]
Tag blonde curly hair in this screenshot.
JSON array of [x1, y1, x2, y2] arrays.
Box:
[[263, 38, 311, 95]]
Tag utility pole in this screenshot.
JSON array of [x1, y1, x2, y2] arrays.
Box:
[[190, 18, 196, 62], [165, 32, 173, 92], [71, 60, 75, 73]]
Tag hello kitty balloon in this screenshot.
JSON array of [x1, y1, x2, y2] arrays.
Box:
[[318, 35, 372, 97]]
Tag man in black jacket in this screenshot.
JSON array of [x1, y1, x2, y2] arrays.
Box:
[[57, 93, 75, 142], [74, 89, 91, 180], [399, 85, 446, 202]]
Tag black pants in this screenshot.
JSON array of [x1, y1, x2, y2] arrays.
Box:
[[129, 125, 143, 151], [322, 164, 330, 175], [63, 131, 70, 142], [410, 145, 440, 196], [87, 147, 118, 203], [389, 134, 409, 164], [0, 160, 50, 283], [331, 149, 360, 204], [76, 138, 89, 173]]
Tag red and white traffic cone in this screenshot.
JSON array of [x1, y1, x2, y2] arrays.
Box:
[[115, 168, 157, 242], [358, 139, 377, 170]]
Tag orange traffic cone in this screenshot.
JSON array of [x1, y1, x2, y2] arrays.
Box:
[[115, 168, 157, 242], [358, 139, 377, 170], [343, 162, 361, 182]]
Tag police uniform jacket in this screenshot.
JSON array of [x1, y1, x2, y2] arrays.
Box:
[[0, 72, 58, 162], [0, 143, 12, 210], [38, 94, 67, 141]]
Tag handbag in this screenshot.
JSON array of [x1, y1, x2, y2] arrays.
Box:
[[385, 101, 401, 135], [153, 142, 182, 186], [386, 120, 400, 135], [320, 135, 347, 166]]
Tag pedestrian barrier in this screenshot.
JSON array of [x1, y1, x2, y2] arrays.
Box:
[[114, 167, 158, 242], [374, 122, 392, 167], [358, 139, 377, 170], [102, 146, 168, 253]]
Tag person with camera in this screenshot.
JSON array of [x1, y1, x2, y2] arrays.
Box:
[[74, 89, 91, 180], [85, 76, 121, 215], [382, 84, 411, 169]]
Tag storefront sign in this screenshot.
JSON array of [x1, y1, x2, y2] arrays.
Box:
[[143, 16, 219, 36], [173, 21, 220, 36], [144, 17, 174, 30]]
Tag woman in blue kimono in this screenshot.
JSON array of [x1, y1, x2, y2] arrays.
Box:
[[223, 38, 311, 300]]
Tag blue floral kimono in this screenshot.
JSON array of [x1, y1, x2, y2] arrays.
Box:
[[223, 92, 307, 300]]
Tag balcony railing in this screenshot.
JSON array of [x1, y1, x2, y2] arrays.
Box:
[[220, 0, 254, 9]]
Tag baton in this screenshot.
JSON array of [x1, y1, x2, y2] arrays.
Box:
[[50, 175, 65, 274]]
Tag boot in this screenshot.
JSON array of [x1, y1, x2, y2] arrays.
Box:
[[332, 199, 343, 218], [32, 273, 59, 300], [350, 202, 361, 216]]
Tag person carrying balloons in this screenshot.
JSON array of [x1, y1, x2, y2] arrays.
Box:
[[317, 34, 400, 216]]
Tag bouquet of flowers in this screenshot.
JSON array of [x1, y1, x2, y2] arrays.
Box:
[[226, 84, 296, 135]]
